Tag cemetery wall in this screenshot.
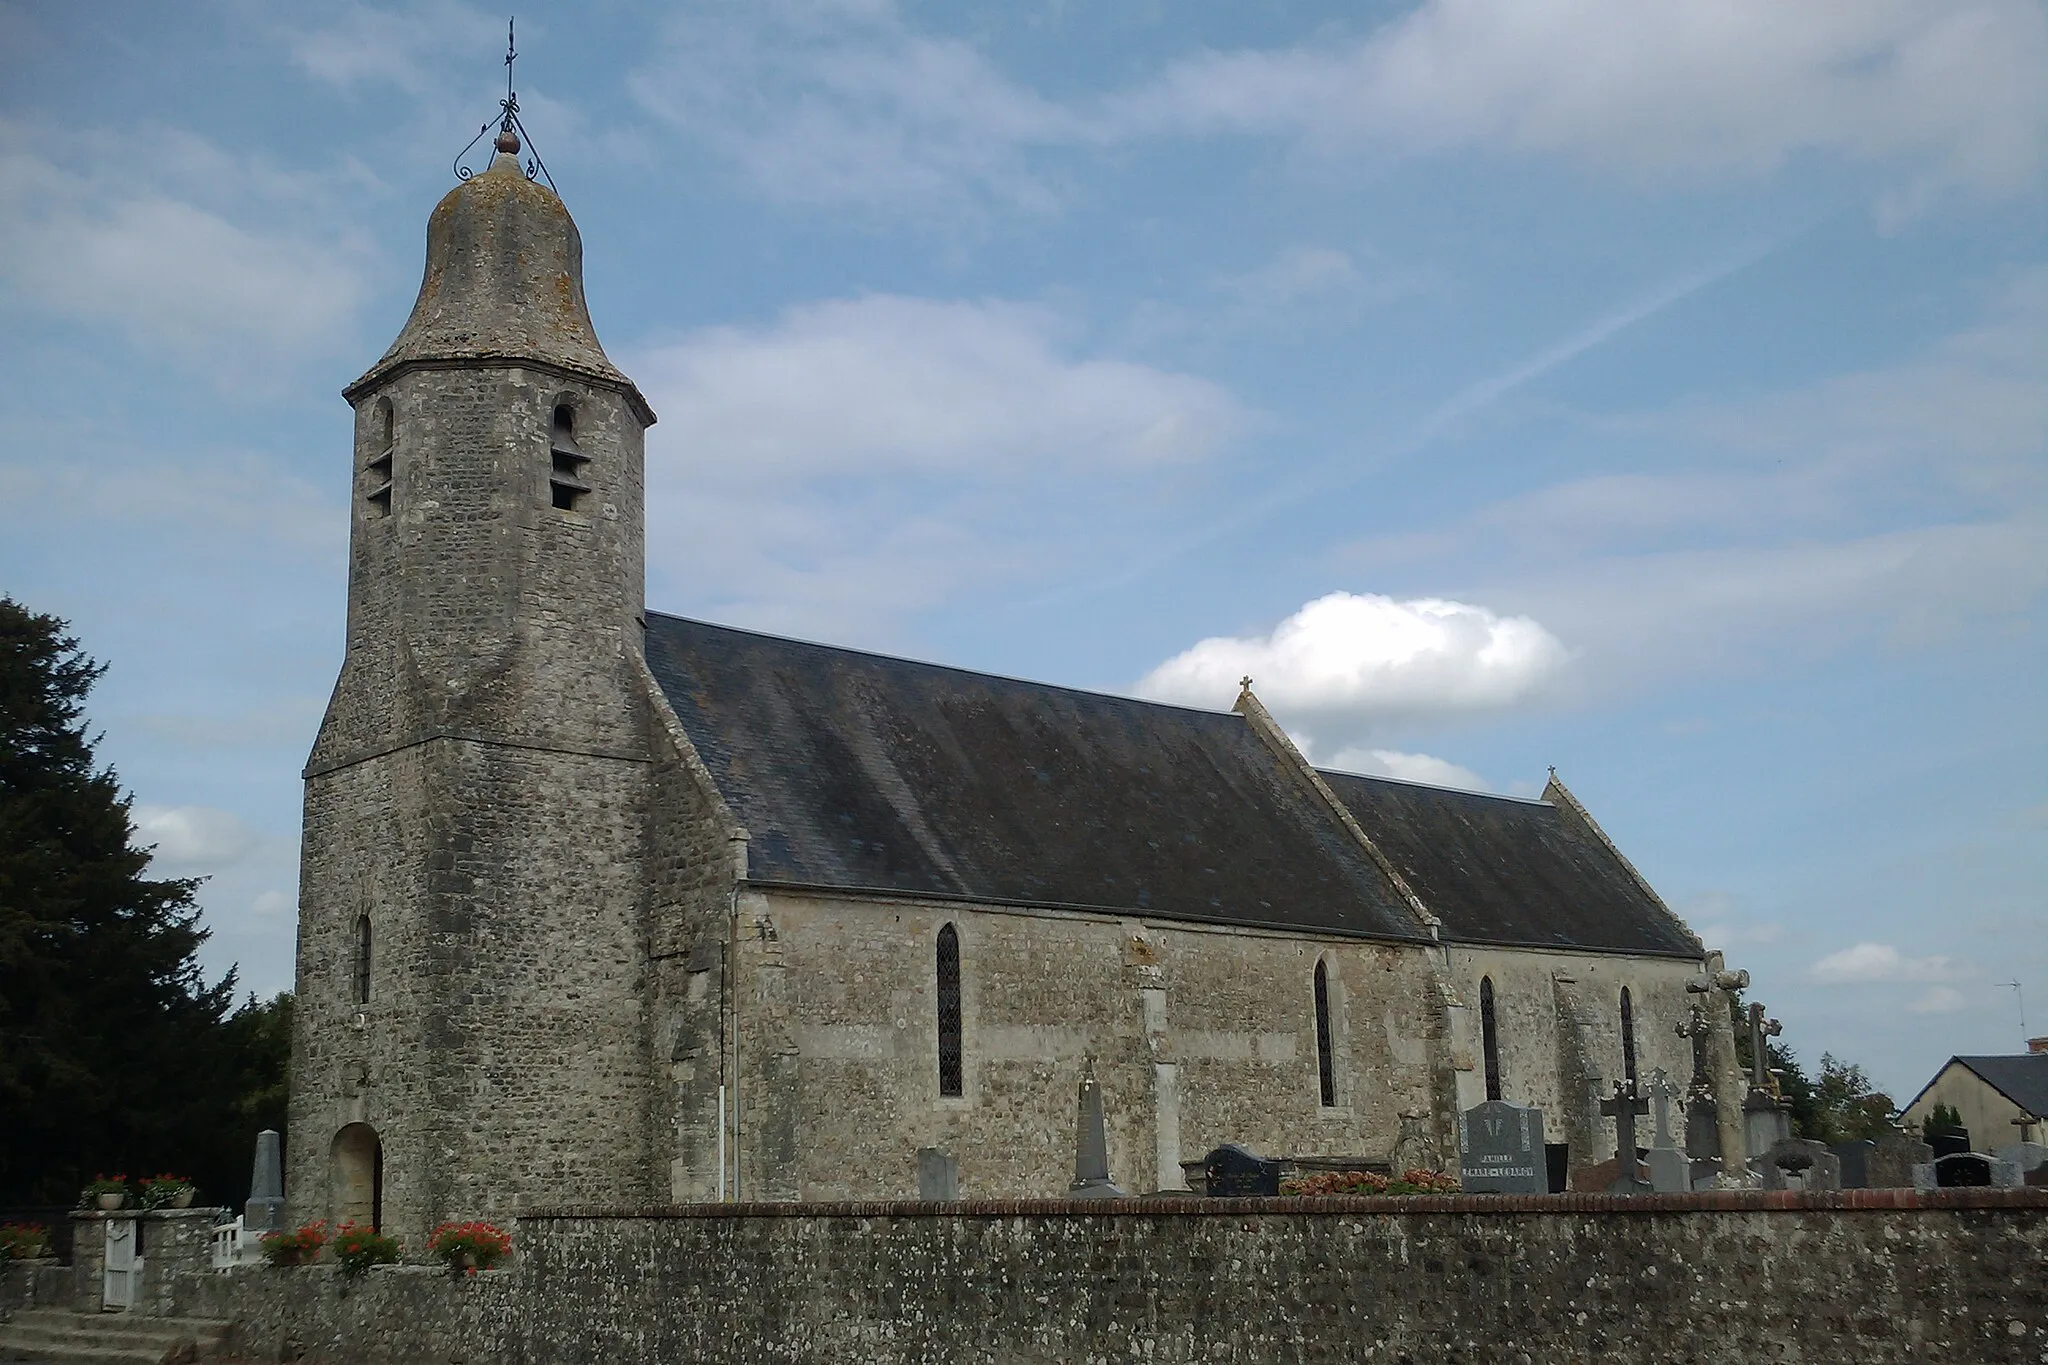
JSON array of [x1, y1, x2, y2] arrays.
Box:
[[728, 888, 1449, 1199], [170, 1191, 2047, 1365]]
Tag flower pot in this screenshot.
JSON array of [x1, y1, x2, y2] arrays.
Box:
[[95, 1193, 124, 1211], [170, 1189, 194, 1209]]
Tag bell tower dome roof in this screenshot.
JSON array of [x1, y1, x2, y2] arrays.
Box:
[[344, 149, 653, 425]]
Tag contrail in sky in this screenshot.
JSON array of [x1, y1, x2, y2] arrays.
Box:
[[1041, 237, 1782, 606]]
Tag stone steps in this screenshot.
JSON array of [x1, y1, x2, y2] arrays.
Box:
[[0, 1308, 231, 1364]]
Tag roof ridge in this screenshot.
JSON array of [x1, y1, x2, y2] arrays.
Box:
[[644, 609, 1240, 718], [1317, 766, 1553, 806]]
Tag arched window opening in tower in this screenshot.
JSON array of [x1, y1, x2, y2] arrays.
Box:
[[365, 399, 394, 517], [549, 401, 591, 511], [353, 915, 372, 1005], [936, 923, 963, 1097], [1620, 987, 1638, 1089], [1313, 959, 1336, 1109], [1480, 976, 1502, 1102]]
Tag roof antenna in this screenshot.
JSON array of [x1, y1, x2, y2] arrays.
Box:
[[452, 17, 557, 192]]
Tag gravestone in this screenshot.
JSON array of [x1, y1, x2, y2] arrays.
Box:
[[1928, 1127, 1972, 1158], [1601, 1081, 1652, 1194], [1068, 1067, 1124, 1198], [1203, 1144, 1281, 1197], [1457, 1100, 1547, 1194], [245, 1128, 286, 1234], [1933, 1153, 1994, 1187], [1644, 1070, 1689, 1193], [916, 1147, 958, 1201], [1761, 1138, 1840, 1192], [1388, 1108, 1440, 1174], [1831, 1140, 1875, 1189], [1743, 1092, 1792, 1159], [1993, 1142, 2048, 1176], [1868, 1132, 1933, 1188], [1674, 1003, 1721, 1162], [1544, 1143, 1571, 1195]]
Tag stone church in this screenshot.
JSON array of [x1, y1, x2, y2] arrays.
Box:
[[287, 136, 1740, 1243]]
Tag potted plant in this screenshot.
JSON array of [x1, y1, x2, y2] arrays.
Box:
[[0, 1223, 52, 1260], [330, 1222, 402, 1279], [426, 1221, 512, 1276], [80, 1175, 129, 1211], [138, 1174, 197, 1210], [258, 1220, 330, 1267]]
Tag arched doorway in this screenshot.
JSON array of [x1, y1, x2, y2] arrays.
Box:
[[330, 1123, 383, 1229]]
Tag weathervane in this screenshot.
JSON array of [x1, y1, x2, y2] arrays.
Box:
[[452, 17, 557, 191]]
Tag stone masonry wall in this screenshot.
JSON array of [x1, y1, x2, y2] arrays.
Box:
[[731, 889, 1478, 1200], [160, 1192, 2048, 1365], [292, 361, 659, 1248], [1444, 945, 1702, 1161]]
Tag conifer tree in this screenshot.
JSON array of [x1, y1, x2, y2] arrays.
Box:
[[0, 596, 262, 1205]]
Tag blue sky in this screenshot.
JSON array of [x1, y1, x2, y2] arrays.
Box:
[[1, 0, 2043, 1101]]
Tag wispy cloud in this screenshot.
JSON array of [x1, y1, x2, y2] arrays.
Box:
[[631, 293, 1248, 640], [0, 122, 371, 374], [1810, 942, 1958, 985], [630, 1, 2048, 218]]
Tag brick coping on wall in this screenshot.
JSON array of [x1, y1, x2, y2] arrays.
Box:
[[524, 1187, 2048, 1220]]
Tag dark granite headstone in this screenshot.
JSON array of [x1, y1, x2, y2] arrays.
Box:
[[1544, 1143, 1570, 1194], [1458, 1101, 1548, 1194], [1831, 1140, 1875, 1189], [1203, 1144, 1281, 1197], [1934, 1153, 1991, 1187], [1929, 1128, 1972, 1159]]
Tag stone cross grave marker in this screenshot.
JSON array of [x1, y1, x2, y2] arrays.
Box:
[[1601, 1081, 1652, 1194], [1458, 1100, 1548, 1194], [1744, 1003, 1782, 1095], [1645, 1069, 1690, 1193]]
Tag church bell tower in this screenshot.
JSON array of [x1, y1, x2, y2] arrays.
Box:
[[288, 117, 659, 1243]]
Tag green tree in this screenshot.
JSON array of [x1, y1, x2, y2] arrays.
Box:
[[1727, 992, 1896, 1144], [0, 597, 287, 1206]]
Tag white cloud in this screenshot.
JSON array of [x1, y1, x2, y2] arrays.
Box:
[[133, 805, 260, 871], [632, 1, 2048, 216], [631, 293, 1247, 640], [629, 1, 1079, 214], [1135, 591, 1569, 719], [286, 0, 502, 98], [636, 295, 1244, 482], [1323, 746, 1490, 792], [0, 124, 368, 369], [1115, 0, 2048, 206], [1907, 986, 1969, 1015], [1809, 942, 1957, 985]]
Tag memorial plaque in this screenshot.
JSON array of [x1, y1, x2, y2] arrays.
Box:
[[1458, 1101, 1548, 1194], [1934, 1152, 1993, 1187], [916, 1147, 958, 1201], [1203, 1144, 1281, 1197]]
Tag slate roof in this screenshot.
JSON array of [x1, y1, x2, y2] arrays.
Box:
[[644, 612, 1700, 957], [1318, 770, 1703, 957], [1952, 1055, 2048, 1119]]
